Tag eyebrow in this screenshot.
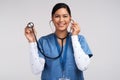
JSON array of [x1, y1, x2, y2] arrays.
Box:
[[54, 14, 69, 16]]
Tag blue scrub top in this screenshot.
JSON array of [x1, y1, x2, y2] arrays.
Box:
[[38, 33, 93, 80]]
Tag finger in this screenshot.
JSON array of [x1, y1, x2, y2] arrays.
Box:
[[72, 22, 77, 25], [25, 27, 32, 35], [73, 22, 80, 30], [72, 23, 78, 29], [72, 25, 80, 33], [71, 23, 78, 29], [71, 25, 77, 31]]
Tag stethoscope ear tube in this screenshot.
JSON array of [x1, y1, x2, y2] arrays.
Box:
[[27, 22, 64, 59]]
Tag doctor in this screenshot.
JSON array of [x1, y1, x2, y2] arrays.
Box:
[[25, 3, 93, 80]]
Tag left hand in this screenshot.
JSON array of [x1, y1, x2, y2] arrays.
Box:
[[71, 22, 80, 35]]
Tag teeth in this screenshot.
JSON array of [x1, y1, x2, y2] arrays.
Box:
[[58, 23, 65, 26]]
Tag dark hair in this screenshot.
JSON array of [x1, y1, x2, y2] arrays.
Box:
[[51, 3, 71, 17]]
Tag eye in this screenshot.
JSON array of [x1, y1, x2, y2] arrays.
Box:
[[63, 15, 69, 18], [64, 15, 68, 18], [54, 15, 60, 18]]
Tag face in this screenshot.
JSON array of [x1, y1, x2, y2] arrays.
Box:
[[52, 8, 71, 32]]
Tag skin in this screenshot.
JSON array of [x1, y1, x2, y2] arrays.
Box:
[[24, 8, 80, 46]]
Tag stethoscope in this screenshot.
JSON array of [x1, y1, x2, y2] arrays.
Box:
[[27, 22, 69, 59]]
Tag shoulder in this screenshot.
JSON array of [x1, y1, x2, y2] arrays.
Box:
[[77, 34, 88, 46], [78, 34, 86, 42], [38, 33, 54, 42], [78, 34, 93, 57]]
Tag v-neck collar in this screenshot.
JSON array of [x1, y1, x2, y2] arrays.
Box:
[[54, 33, 70, 71]]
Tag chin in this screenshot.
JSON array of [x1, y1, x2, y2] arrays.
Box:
[[58, 28, 67, 32]]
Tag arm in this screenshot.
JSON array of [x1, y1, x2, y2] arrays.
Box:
[[29, 42, 45, 75], [71, 35, 90, 71], [24, 24, 45, 76]]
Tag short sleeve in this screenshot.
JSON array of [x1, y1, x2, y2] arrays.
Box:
[[37, 37, 45, 59], [78, 35, 93, 58]]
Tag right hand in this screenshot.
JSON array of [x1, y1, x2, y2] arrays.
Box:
[[24, 27, 36, 43]]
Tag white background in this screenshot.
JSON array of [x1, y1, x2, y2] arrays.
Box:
[[0, 0, 120, 80]]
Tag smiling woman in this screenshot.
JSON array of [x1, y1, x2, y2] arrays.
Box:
[[24, 2, 93, 80], [52, 8, 71, 32]]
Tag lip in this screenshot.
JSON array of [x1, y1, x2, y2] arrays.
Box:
[[57, 23, 66, 27]]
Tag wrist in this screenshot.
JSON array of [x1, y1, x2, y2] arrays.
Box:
[[72, 32, 79, 35], [28, 40, 36, 43]]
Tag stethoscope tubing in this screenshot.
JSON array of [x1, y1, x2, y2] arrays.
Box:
[[27, 22, 64, 59]]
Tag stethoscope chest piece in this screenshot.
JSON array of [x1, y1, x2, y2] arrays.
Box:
[[27, 22, 34, 28]]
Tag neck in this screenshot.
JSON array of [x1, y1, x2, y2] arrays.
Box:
[[55, 30, 68, 39]]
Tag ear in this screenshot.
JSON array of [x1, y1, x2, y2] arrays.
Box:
[[51, 16, 54, 21]]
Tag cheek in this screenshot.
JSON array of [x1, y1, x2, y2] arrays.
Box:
[[66, 20, 71, 25], [66, 18, 71, 23], [52, 19, 58, 25]]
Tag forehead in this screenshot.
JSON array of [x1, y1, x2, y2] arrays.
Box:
[[54, 8, 69, 15]]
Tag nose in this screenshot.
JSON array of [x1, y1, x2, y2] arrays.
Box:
[[59, 17, 64, 22]]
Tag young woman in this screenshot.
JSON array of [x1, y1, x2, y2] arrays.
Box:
[[25, 3, 93, 80]]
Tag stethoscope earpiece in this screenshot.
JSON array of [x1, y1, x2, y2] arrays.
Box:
[[27, 22, 34, 28], [71, 19, 74, 24]]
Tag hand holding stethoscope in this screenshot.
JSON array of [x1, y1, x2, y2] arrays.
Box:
[[24, 22, 36, 43], [70, 20, 81, 35]]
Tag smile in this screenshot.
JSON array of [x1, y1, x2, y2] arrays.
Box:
[[58, 23, 66, 27]]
